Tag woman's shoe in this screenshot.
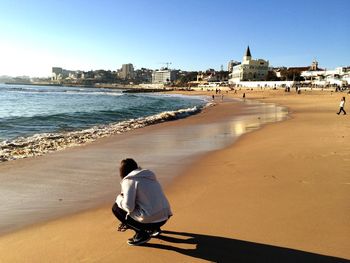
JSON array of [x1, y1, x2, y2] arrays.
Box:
[[127, 231, 151, 246], [149, 228, 162, 237]]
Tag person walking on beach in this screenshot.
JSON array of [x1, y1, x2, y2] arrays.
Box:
[[112, 158, 172, 246], [337, 97, 347, 115]]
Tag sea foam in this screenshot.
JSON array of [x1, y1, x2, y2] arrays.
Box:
[[0, 105, 209, 162]]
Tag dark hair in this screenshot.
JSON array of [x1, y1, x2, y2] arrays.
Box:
[[119, 158, 138, 179]]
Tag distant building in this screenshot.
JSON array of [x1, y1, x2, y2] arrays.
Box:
[[229, 46, 269, 83], [135, 68, 153, 83], [227, 60, 240, 72], [119, 64, 134, 79], [52, 67, 63, 75], [310, 60, 319, 71], [152, 68, 176, 84], [197, 69, 216, 82], [286, 60, 323, 76], [274, 60, 324, 81], [301, 65, 349, 86], [51, 67, 97, 82], [51, 67, 63, 81], [51, 67, 77, 81], [197, 69, 229, 83]]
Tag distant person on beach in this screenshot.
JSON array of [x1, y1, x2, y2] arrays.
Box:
[[212, 94, 215, 100], [112, 158, 172, 246], [337, 97, 346, 115], [243, 93, 246, 99]]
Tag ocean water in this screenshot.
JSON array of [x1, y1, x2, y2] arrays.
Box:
[[0, 84, 208, 161], [0, 84, 207, 141]]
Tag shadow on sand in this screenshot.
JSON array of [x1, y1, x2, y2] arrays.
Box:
[[144, 230, 349, 263]]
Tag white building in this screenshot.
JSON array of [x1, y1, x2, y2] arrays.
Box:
[[301, 66, 350, 86], [227, 60, 240, 72], [152, 68, 176, 84], [51, 67, 75, 81], [229, 46, 269, 83]]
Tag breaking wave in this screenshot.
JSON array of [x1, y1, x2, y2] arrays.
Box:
[[0, 105, 209, 162]]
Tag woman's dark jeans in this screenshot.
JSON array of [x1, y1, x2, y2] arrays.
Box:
[[112, 203, 167, 232]]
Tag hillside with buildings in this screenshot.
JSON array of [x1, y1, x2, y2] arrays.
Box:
[[48, 50, 350, 90], [3, 47, 349, 91]]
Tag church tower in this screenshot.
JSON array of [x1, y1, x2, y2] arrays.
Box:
[[310, 59, 318, 71], [243, 46, 252, 62]]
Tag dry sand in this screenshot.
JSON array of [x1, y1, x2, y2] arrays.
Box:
[[0, 89, 349, 262]]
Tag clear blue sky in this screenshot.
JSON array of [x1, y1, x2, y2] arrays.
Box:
[[0, 0, 349, 77]]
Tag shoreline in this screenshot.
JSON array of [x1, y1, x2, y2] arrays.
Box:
[[0, 96, 286, 236], [0, 104, 206, 163], [0, 89, 349, 262], [0, 84, 210, 163]]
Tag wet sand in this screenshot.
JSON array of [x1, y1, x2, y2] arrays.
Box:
[[0, 89, 349, 262]]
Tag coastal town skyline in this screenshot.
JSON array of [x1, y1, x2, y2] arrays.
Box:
[[0, 0, 349, 77]]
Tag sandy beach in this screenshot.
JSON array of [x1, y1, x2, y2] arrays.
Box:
[[0, 89, 349, 262]]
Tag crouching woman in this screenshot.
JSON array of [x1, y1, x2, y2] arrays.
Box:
[[112, 158, 172, 246]]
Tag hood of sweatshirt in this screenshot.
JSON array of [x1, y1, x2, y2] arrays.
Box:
[[123, 169, 156, 181]]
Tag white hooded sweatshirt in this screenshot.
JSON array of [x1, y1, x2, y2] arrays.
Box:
[[115, 169, 172, 223]]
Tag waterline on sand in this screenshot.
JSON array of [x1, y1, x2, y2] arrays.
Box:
[[0, 105, 208, 163]]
